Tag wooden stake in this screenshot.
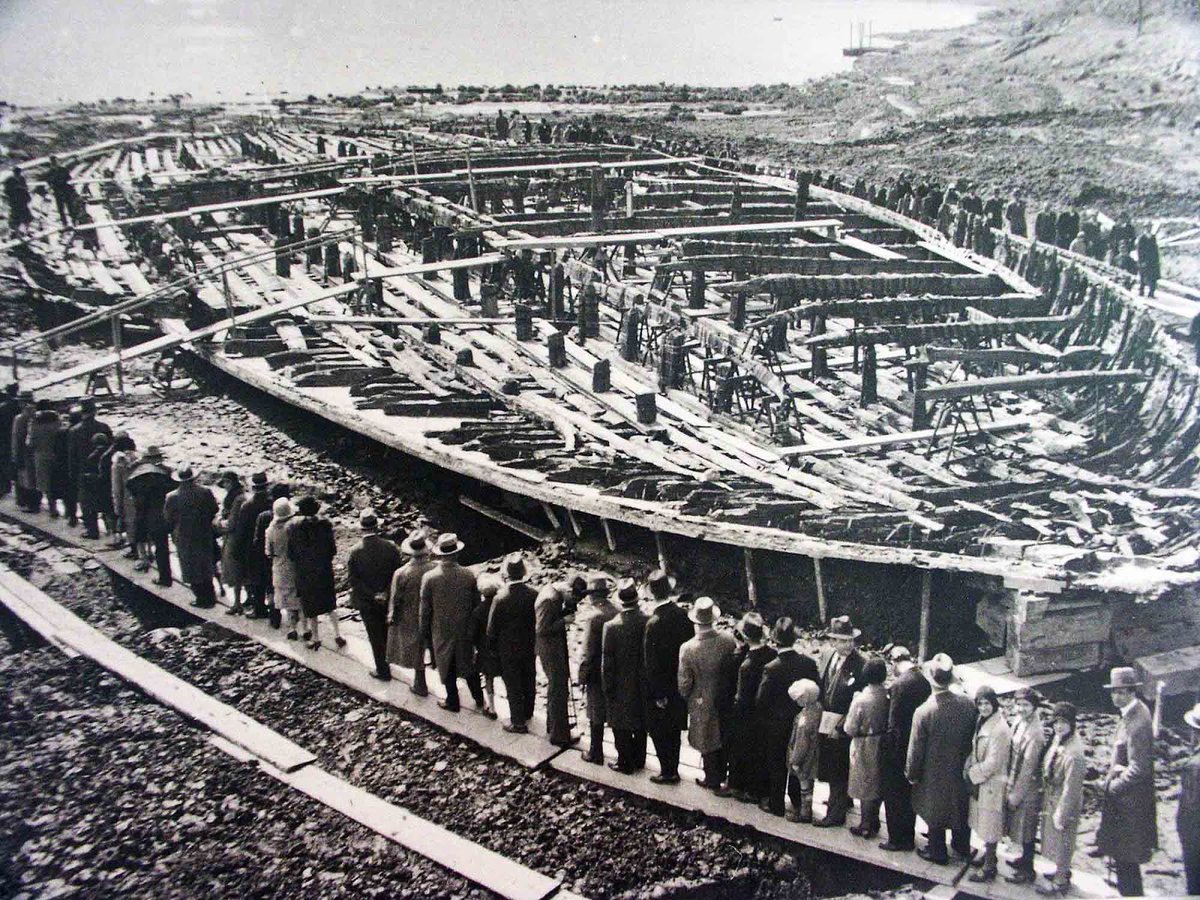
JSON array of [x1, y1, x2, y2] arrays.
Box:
[[744, 548, 758, 607], [601, 518, 617, 553], [465, 150, 479, 213], [813, 557, 828, 623], [654, 531, 668, 573], [458, 496, 549, 542], [918, 569, 933, 662], [565, 507, 582, 538], [111, 316, 124, 394], [541, 501, 562, 531]]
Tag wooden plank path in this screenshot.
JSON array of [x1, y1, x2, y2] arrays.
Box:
[[0, 501, 1113, 900], [0, 556, 566, 900]]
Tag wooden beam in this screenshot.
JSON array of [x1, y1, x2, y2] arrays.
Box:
[[749, 294, 1049, 332], [459, 496, 550, 542], [493, 219, 843, 251], [925, 345, 1102, 367], [813, 557, 828, 623], [655, 531, 668, 573], [918, 569, 933, 662], [541, 502, 562, 532], [308, 315, 511, 326], [346, 155, 704, 185], [778, 418, 1031, 458], [601, 518, 617, 552], [803, 315, 1078, 350], [744, 548, 759, 607], [916, 368, 1147, 402]]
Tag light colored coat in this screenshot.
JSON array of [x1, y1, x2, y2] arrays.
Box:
[[1041, 732, 1085, 872], [786, 685, 822, 782], [1004, 714, 1046, 845], [965, 711, 1012, 843], [677, 628, 737, 754], [844, 683, 889, 801], [26, 410, 60, 494], [387, 558, 435, 668], [265, 516, 298, 610], [110, 449, 136, 530]]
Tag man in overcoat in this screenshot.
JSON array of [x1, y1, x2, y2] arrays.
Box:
[[231, 473, 272, 618], [879, 645, 930, 852], [601, 578, 649, 773], [0, 384, 18, 498], [642, 570, 691, 785], [726, 611, 775, 802], [1136, 229, 1160, 298], [128, 446, 174, 586], [419, 533, 483, 712], [678, 596, 738, 790], [388, 529, 436, 695], [757, 618, 820, 817], [346, 509, 403, 680], [1096, 667, 1157, 896], [489, 553, 538, 733], [10, 392, 35, 511], [816, 616, 866, 827], [163, 465, 218, 607], [535, 574, 580, 746], [906, 654, 977, 864], [577, 576, 617, 764], [67, 397, 111, 531]]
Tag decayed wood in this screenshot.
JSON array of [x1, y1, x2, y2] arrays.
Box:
[[778, 418, 1030, 458], [493, 219, 843, 251], [916, 368, 1147, 402], [803, 315, 1078, 350], [460, 496, 550, 542]]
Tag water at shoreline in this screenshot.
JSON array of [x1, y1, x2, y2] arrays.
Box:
[[0, 0, 981, 105]]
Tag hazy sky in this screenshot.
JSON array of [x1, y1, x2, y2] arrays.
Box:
[[0, 0, 979, 105]]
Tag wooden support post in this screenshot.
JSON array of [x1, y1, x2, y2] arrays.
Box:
[[565, 507, 582, 538], [275, 237, 291, 278], [625, 180, 635, 219], [465, 150, 479, 212], [110, 315, 124, 395], [459, 495, 549, 542], [601, 518, 617, 552], [635, 392, 657, 425], [811, 314, 829, 379], [541, 501, 562, 531], [813, 557, 828, 623], [654, 531, 668, 573], [744, 548, 758, 607], [729, 292, 747, 330], [514, 303, 533, 341], [689, 265, 706, 309], [795, 172, 812, 217], [376, 215, 393, 252], [918, 569, 933, 662], [410, 137, 419, 176], [861, 342, 878, 406], [590, 167, 606, 232], [592, 358, 611, 392], [546, 331, 567, 368]]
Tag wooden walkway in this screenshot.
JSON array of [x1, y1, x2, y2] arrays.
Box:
[[0, 562, 566, 900], [0, 500, 1116, 899]]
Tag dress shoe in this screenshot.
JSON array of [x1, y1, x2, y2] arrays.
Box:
[[122, 550, 138, 560], [244, 610, 264, 620], [649, 773, 680, 785], [156, 579, 174, 588], [713, 785, 735, 798], [286, 631, 298, 641], [1005, 869, 1036, 885], [968, 867, 997, 883], [879, 840, 915, 852], [503, 722, 528, 734], [410, 684, 429, 698], [438, 700, 460, 712], [188, 600, 215, 609], [814, 814, 846, 828], [580, 751, 604, 765], [608, 762, 633, 774], [850, 823, 879, 838], [917, 848, 949, 865], [1086, 847, 1104, 859], [369, 671, 392, 682], [550, 735, 580, 748], [696, 778, 721, 790], [1036, 881, 1069, 897], [307, 641, 321, 651]]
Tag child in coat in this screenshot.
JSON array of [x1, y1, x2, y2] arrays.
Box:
[[786, 678, 822, 823]]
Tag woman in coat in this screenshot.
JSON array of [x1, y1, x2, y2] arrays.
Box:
[[1038, 702, 1086, 897], [216, 471, 246, 615], [26, 400, 60, 512], [287, 496, 343, 651], [844, 657, 889, 838], [786, 678, 822, 824], [265, 497, 302, 639], [1004, 687, 1046, 884], [964, 685, 1012, 882]]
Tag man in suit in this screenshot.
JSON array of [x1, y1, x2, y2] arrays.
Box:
[[231, 473, 272, 619], [815, 616, 866, 827], [725, 612, 775, 803], [879, 645, 931, 851], [642, 570, 692, 785], [419, 533, 483, 713], [1096, 667, 1158, 896], [756, 618, 821, 819], [488, 553, 538, 733], [535, 573, 582, 747], [577, 576, 618, 764], [906, 654, 977, 864], [678, 597, 738, 790], [346, 509, 403, 681], [602, 579, 649, 773], [67, 397, 111, 532]]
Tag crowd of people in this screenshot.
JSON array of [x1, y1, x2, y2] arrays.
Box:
[[2, 384, 1198, 895]]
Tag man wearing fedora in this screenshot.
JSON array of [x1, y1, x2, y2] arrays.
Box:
[[489, 553, 538, 733], [67, 396, 111, 529], [725, 611, 775, 803], [1179, 701, 1200, 895], [879, 645, 930, 852], [642, 570, 692, 785], [347, 509, 403, 680], [815, 615, 866, 827], [906, 653, 977, 864], [757, 618, 821, 817], [577, 576, 618, 764], [127, 446, 174, 586], [389, 529, 436, 696], [420, 533, 484, 712], [679, 597, 738, 790], [163, 465, 219, 607], [535, 573, 582, 746], [1096, 667, 1158, 896], [230, 473, 272, 619], [602, 578, 650, 773]]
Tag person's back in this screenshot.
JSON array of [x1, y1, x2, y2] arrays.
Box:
[[491, 580, 537, 659], [348, 532, 402, 604]]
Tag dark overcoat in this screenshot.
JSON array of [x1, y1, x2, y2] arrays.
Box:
[[602, 606, 649, 731], [347, 534, 403, 611], [419, 560, 478, 684], [643, 600, 692, 733], [817, 647, 865, 784], [230, 488, 271, 587], [1097, 699, 1158, 863], [883, 665, 931, 791], [489, 581, 537, 663], [127, 463, 172, 540], [287, 515, 337, 617], [163, 481, 219, 586], [906, 689, 977, 829]]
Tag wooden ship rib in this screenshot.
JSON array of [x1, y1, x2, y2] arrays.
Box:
[[7, 121, 1200, 680]]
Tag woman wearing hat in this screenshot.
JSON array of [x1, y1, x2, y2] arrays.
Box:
[[844, 657, 889, 838], [216, 471, 247, 615], [1004, 688, 1046, 884], [127, 446, 174, 585], [287, 496, 344, 651], [265, 497, 303, 639], [1038, 702, 1086, 897], [108, 433, 138, 550], [964, 685, 1011, 882]]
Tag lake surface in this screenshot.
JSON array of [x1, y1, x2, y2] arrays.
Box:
[[0, 0, 980, 105]]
